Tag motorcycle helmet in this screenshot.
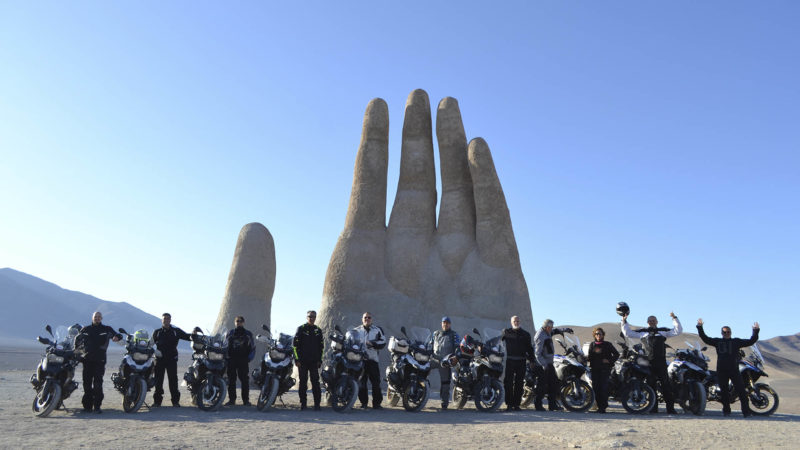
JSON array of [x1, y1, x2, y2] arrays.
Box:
[[459, 335, 476, 356], [616, 301, 630, 317]]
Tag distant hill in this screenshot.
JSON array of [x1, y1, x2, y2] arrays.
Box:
[[0, 268, 161, 345]]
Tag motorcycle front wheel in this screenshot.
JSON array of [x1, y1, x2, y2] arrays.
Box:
[[386, 387, 400, 407], [257, 376, 279, 411], [402, 380, 429, 412], [679, 381, 706, 416], [198, 375, 227, 411], [453, 386, 468, 410], [474, 378, 504, 412], [122, 376, 148, 413], [621, 382, 656, 414], [748, 383, 779, 416], [32, 381, 61, 417], [560, 379, 594, 412], [331, 376, 358, 412]]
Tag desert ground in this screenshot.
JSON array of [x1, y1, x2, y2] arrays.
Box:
[[1, 346, 798, 449]]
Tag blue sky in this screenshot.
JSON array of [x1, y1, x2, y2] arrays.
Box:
[[2, 1, 798, 338]]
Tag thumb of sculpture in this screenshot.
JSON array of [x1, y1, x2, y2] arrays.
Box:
[[213, 222, 276, 361]]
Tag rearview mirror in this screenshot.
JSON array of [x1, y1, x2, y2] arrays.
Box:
[[335, 325, 341, 333], [473, 328, 480, 336], [118, 328, 128, 335], [262, 324, 270, 332], [400, 326, 407, 336], [46, 325, 53, 336]]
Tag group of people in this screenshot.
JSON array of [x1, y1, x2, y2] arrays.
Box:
[[69, 308, 760, 418]]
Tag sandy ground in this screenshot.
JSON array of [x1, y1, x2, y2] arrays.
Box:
[[1, 346, 798, 449]]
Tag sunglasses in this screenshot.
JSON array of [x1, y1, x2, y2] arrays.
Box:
[[235, 320, 243, 323], [363, 316, 372, 320]]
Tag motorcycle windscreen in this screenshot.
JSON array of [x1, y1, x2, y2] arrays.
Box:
[[483, 328, 504, 352]]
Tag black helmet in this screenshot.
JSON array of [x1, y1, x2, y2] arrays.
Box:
[[616, 302, 630, 317]]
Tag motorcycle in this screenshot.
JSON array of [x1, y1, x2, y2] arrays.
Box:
[[321, 325, 366, 412], [252, 325, 296, 411], [705, 344, 779, 416], [520, 333, 594, 412], [665, 340, 708, 415], [110, 328, 157, 413], [30, 324, 82, 417], [608, 334, 657, 413], [446, 328, 505, 412], [183, 327, 228, 411], [385, 326, 432, 412]]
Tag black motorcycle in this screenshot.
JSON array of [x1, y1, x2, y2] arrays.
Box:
[[321, 325, 366, 412], [608, 335, 657, 413], [183, 327, 228, 411], [446, 328, 505, 412], [252, 325, 296, 411], [705, 344, 779, 416], [666, 340, 708, 415], [385, 326, 433, 412], [30, 325, 82, 417], [111, 328, 156, 413]]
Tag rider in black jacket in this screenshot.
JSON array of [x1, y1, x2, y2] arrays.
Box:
[[152, 313, 190, 407], [76, 311, 121, 413], [697, 318, 760, 417], [502, 316, 534, 411], [293, 310, 324, 410], [225, 316, 255, 406]]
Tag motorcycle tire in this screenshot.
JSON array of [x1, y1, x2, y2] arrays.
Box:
[[387, 387, 400, 407], [520, 386, 534, 408], [198, 375, 227, 412], [122, 376, 148, 413], [679, 381, 706, 416], [453, 386, 468, 410], [560, 379, 595, 413], [402, 380, 429, 412], [32, 381, 61, 417], [621, 383, 656, 414], [257, 376, 280, 411], [748, 383, 779, 416], [474, 378, 505, 412], [331, 376, 358, 412]]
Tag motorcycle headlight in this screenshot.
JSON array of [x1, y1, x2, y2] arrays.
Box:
[[47, 354, 64, 364], [346, 351, 362, 362], [413, 352, 429, 363], [132, 352, 150, 363], [269, 349, 286, 361], [208, 351, 225, 361], [637, 357, 650, 367], [489, 354, 503, 364]]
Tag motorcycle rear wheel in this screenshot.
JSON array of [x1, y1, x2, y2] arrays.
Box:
[[453, 387, 468, 410], [198, 375, 227, 411], [32, 382, 61, 417], [122, 376, 148, 413], [331, 377, 358, 412], [560, 379, 594, 412], [749, 383, 779, 416], [402, 380, 429, 412], [679, 381, 706, 416], [621, 383, 656, 414], [474, 378, 504, 412], [257, 376, 279, 411]]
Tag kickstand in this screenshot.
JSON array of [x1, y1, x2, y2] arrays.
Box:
[[278, 395, 286, 408], [143, 401, 151, 410]]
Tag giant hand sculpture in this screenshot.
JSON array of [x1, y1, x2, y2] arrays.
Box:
[[319, 89, 532, 338]]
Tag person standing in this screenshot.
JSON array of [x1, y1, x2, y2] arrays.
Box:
[[76, 311, 121, 413], [432, 316, 460, 410], [587, 327, 619, 413], [533, 319, 573, 411], [152, 313, 190, 407], [225, 316, 255, 406], [621, 311, 682, 414], [697, 318, 760, 417], [356, 311, 386, 409], [293, 310, 324, 411], [502, 315, 534, 411]]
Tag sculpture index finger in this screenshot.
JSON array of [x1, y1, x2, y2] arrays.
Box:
[[344, 98, 390, 232]]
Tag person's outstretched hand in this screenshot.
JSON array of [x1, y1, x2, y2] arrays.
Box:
[[697, 318, 704, 326], [319, 89, 532, 336]]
